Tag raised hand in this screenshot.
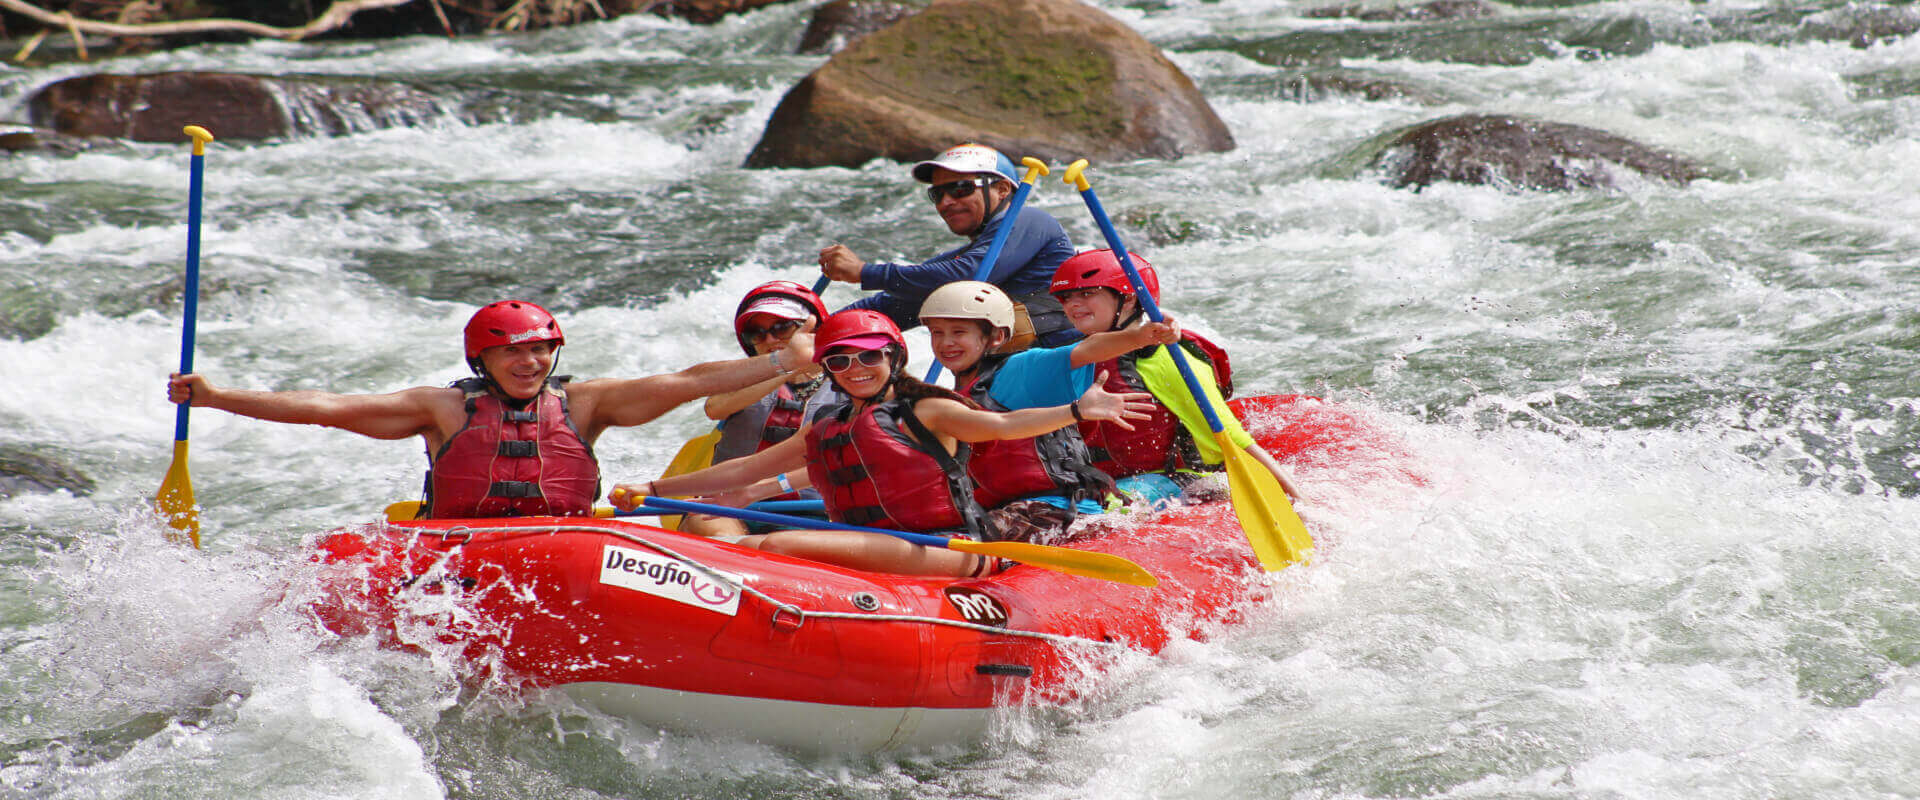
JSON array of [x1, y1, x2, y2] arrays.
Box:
[[1074, 371, 1154, 431]]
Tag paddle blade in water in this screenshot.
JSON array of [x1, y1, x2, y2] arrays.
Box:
[[155, 440, 200, 548], [947, 538, 1160, 588], [1219, 432, 1311, 570]]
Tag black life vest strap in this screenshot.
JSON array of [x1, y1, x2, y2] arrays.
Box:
[[498, 440, 538, 457], [895, 401, 991, 540], [827, 465, 870, 484], [489, 481, 543, 499]]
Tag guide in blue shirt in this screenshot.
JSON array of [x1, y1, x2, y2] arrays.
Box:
[[818, 143, 1081, 348]]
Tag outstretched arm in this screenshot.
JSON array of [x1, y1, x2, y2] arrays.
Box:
[[608, 430, 810, 510], [702, 373, 790, 420], [914, 373, 1155, 443], [584, 323, 818, 430], [1066, 317, 1181, 368], [167, 373, 443, 441]]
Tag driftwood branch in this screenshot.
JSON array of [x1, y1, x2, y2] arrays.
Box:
[[0, 0, 419, 41]]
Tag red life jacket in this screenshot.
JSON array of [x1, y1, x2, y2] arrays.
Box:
[[423, 377, 600, 518], [804, 397, 988, 537], [1078, 332, 1230, 479], [959, 356, 1115, 509], [712, 380, 818, 464]]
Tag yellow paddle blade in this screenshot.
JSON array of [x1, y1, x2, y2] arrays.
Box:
[[1219, 432, 1312, 570], [384, 500, 423, 522], [154, 440, 200, 548], [656, 426, 721, 531], [947, 538, 1159, 588]]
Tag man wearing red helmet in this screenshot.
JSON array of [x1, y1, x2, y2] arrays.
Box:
[[609, 309, 1156, 578], [166, 299, 815, 519], [816, 143, 1080, 349]]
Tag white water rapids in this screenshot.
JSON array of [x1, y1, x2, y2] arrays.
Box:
[[3, 0, 1918, 796]]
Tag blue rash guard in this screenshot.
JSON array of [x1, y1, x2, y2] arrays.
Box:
[[844, 204, 1079, 346], [982, 345, 1184, 512]]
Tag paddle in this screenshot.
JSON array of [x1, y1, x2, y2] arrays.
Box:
[[1061, 160, 1312, 570], [619, 493, 1159, 588], [155, 125, 214, 549], [924, 156, 1051, 383], [656, 274, 836, 530], [382, 497, 825, 522]]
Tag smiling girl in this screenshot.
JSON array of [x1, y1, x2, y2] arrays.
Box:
[[610, 309, 1154, 578]]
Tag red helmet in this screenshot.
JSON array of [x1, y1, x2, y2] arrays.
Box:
[[1049, 249, 1159, 302], [812, 309, 905, 363], [464, 300, 564, 359], [732, 281, 829, 356]]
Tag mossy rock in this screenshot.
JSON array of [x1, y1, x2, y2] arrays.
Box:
[[747, 0, 1232, 169]]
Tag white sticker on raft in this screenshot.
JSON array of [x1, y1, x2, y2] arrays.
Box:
[[599, 545, 743, 616]]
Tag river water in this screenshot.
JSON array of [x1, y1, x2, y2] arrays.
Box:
[[3, 0, 1918, 796]]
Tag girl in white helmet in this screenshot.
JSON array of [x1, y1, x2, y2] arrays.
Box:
[[919, 281, 1193, 532]]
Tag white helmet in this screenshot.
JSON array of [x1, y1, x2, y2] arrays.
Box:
[[919, 281, 1015, 334]]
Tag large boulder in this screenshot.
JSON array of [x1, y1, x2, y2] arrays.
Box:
[[1349, 114, 1713, 191], [746, 0, 1233, 169]]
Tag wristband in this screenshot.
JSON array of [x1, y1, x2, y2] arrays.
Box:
[[1069, 401, 1085, 422], [775, 473, 794, 493], [769, 350, 790, 376]]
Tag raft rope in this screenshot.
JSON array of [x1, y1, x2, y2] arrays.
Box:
[[423, 524, 1125, 650]]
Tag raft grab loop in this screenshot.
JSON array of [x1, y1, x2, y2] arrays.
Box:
[[405, 523, 1124, 649]]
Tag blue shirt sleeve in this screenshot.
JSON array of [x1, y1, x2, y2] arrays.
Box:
[[851, 206, 1073, 323], [985, 345, 1096, 410]]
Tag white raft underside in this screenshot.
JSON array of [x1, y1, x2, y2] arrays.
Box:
[[564, 681, 996, 755]]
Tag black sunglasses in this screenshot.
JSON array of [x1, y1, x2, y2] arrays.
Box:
[[823, 349, 889, 373], [926, 178, 994, 205], [743, 319, 802, 341]]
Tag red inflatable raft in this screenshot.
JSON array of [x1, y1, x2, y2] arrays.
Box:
[[307, 395, 1386, 753]]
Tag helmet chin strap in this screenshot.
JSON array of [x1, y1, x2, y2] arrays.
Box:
[[1111, 293, 1144, 332], [968, 181, 1011, 239]]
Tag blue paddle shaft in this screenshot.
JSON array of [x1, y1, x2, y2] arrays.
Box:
[[924, 177, 1038, 383], [615, 498, 823, 516], [636, 495, 952, 548], [174, 151, 204, 443], [1076, 185, 1229, 434]]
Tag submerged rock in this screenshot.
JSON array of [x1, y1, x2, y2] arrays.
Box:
[[1302, 0, 1500, 23], [1185, 13, 1653, 67], [1211, 67, 1455, 105], [797, 0, 924, 55], [27, 72, 455, 141], [1345, 114, 1712, 191], [0, 446, 94, 498], [23, 71, 617, 143], [746, 0, 1233, 169]]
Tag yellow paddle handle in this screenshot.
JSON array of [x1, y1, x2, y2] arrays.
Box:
[[1062, 159, 1092, 192], [1018, 156, 1049, 185], [183, 125, 213, 155]]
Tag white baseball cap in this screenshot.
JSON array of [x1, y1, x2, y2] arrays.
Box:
[[910, 143, 1018, 184], [737, 296, 813, 322]]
